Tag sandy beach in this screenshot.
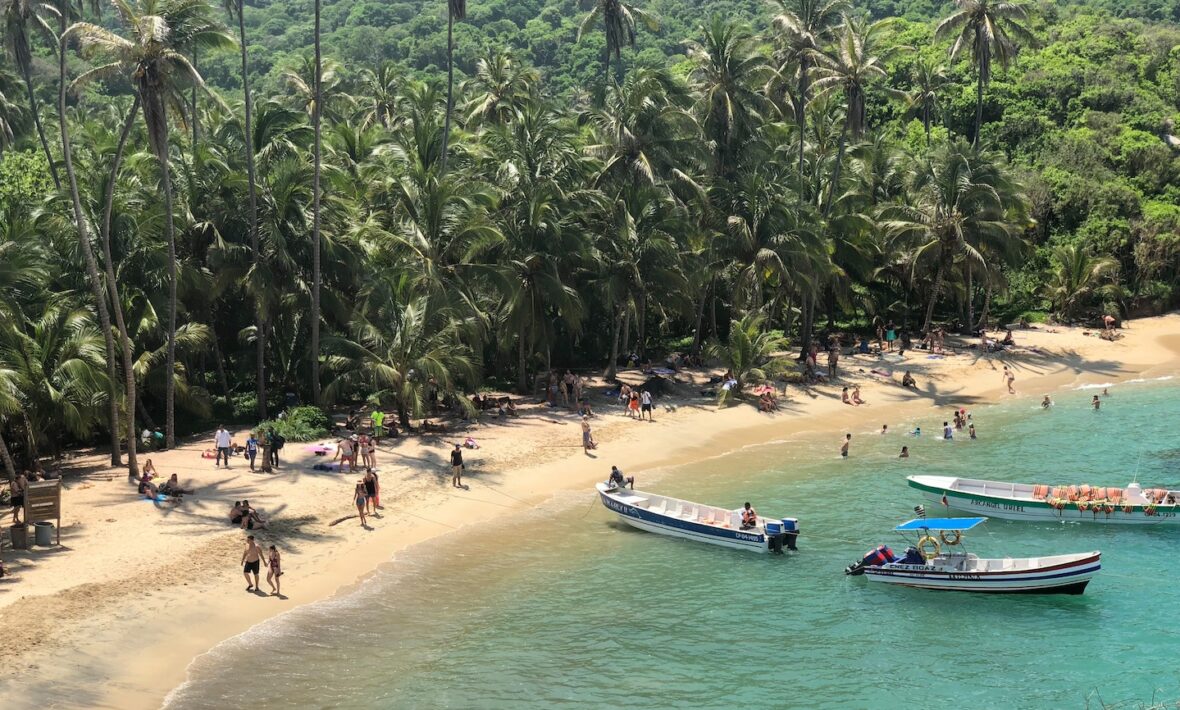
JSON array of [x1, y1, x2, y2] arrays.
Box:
[[3, 314, 1179, 709]]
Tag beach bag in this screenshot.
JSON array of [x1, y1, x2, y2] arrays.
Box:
[[274, 435, 286, 450]]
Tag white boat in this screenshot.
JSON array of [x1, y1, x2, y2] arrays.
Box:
[[909, 475, 1180, 525], [846, 517, 1100, 595], [595, 482, 799, 554]]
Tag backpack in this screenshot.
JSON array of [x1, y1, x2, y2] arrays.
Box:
[[274, 435, 285, 450]]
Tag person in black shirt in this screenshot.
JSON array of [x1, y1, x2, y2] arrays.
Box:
[[450, 444, 464, 488], [608, 466, 634, 490]]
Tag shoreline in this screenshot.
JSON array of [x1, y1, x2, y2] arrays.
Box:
[[3, 315, 1179, 709]]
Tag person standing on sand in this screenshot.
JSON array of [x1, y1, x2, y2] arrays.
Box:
[[214, 425, 233, 468], [10, 470, 27, 524], [841, 434, 851, 458], [266, 545, 282, 596], [827, 348, 839, 378], [246, 432, 259, 471], [451, 444, 465, 488], [242, 535, 263, 592], [354, 482, 368, 526], [582, 416, 598, 453], [363, 469, 378, 514], [640, 389, 653, 421], [1002, 366, 1016, 395]]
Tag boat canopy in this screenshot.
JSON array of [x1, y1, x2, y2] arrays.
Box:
[[895, 517, 986, 532]]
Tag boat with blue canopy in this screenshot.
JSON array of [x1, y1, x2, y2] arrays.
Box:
[[845, 513, 1100, 595]]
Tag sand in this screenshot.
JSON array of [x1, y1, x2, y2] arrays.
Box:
[[2, 314, 1179, 709]]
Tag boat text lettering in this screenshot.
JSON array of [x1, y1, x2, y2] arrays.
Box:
[[970, 498, 1025, 512]]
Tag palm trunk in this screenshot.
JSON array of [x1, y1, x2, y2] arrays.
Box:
[[923, 106, 932, 146], [161, 144, 178, 448], [620, 306, 631, 363], [798, 292, 814, 359], [441, 9, 455, 172], [210, 325, 231, 397], [922, 258, 947, 334], [606, 305, 622, 381], [100, 97, 141, 477], [310, 0, 323, 405], [190, 47, 199, 148], [825, 123, 848, 216], [965, 262, 975, 333], [57, 24, 123, 467], [0, 430, 15, 483], [975, 283, 992, 332], [21, 59, 61, 189], [973, 31, 987, 150], [237, 0, 265, 421], [691, 280, 709, 355], [636, 289, 647, 358], [516, 325, 528, 394], [137, 393, 157, 431], [796, 58, 809, 205]]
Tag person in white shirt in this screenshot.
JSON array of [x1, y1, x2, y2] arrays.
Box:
[[639, 390, 653, 421], [214, 425, 233, 468]]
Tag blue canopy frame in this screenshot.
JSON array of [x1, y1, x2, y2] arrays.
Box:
[[895, 517, 986, 532]]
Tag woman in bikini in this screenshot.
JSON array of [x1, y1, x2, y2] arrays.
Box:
[[363, 469, 378, 515], [266, 545, 282, 596], [354, 482, 368, 527]]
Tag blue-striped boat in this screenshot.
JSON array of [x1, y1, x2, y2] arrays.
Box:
[[847, 517, 1101, 595], [595, 482, 799, 554]]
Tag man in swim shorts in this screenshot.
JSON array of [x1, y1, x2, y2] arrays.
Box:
[[639, 389, 653, 421], [841, 434, 851, 458], [242, 535, 263, 592]]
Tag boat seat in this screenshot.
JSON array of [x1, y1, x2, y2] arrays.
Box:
[[681, 506, 695, 519], [649, 501, 666, 514]]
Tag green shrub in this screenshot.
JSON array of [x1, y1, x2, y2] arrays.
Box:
[[255, 405, 331, 442]]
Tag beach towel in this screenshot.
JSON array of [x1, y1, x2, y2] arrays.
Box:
[[312, 462, 342, 472]]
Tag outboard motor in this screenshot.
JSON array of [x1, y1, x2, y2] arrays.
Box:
[[781, 518, 800, 551], [844, 545, 896, 575], [766, 521, 785, 554]]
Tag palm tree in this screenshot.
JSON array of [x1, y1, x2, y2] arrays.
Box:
[[576, 0, 658, 83], [439, 0, 465, 173], [0, 364, 19, 480], [311, 0, 322, 404], [461, 49, 538, 128], [0, 66, 23, 152], [810, 14, 897, 207], [905, 57, 951, 145], [2, 0, 61, 186], [359, 61, 399, 129], [65, 0, 233, 447], [769, 0, 847, 202], [881, 139, 1015, 332], [225, 0, 264, 418], [1042, 245, 1121, 320], [705, 313, 789, 406], [686, 18, 770, 179], [935, 0, 1035, 148]]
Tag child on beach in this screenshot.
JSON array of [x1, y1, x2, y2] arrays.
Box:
[[582, 416, 598, 453]]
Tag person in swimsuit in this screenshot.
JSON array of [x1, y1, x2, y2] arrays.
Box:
[[450, 445, 464, 488], [336, 436, 355, 473], [363, 469, 378, 515], [969, 423, 977, 439], [581, 417, 597, 453], [1092, 395, 1101, 410], [354, 482, 368, 527], [841, 434, 851, 458], [242, 535, 263, 592], [138, 471, 160, 499], [885, 321, 896, 352], [266, 545, 282, 596], [1003, 365, 1016, 394], [899, 446, 909, 458], [901, 371, 916, 388]]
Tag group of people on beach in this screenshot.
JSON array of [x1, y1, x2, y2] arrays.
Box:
[[241, 535, 282, 596], [211, 425, 284, 471], [136, 459, 195, 501]]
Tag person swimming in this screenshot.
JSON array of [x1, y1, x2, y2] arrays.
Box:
[[899, 446, 909, 458], [1041, 395, 1052, 409], [1092, 395, 1101, 410], [910, 426, 921, 437]]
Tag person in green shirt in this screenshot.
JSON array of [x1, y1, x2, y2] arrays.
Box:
[[371, 410, 385, 441]]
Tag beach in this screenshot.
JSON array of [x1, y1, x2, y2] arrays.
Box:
[[3, 315, 1180, 709]]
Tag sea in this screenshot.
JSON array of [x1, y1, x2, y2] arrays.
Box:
[[165, 377, 1180, 709]]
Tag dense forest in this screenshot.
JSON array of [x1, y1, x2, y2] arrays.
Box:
[[0, 0, 1177, 476]]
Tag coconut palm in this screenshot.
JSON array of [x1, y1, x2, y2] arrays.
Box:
[[0, 66, 23, 152], [905, 57, 951, 145], [881, 139, 1016, 332], [686, 18, 771, 179], [65, 0, 233, 447], [439, 0, 465, 173], [576, 0, 659, 83], [461, 48, 538, 128], [358, 61, 399, 130], [935, 0, 1036, 148], [2, 0, 61, 185], [706, 313, 789, 405], [1042, 245, 1121, 320], [769, 0, 847, 202], [311, 0, 322, 404]]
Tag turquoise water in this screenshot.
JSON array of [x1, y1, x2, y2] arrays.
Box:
[[167, 379, 1180, 709]]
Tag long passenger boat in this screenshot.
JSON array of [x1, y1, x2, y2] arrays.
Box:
[[909, 475, 1180, 524], [846, 517, 1101, 595], [595, 483, 800, 554]]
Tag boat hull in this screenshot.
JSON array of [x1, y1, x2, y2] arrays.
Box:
[[909, 475, 1180, 525], [596, 484, 795, 554], [864, 552, 1101, 595]]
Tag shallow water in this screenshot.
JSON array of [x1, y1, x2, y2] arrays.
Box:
[[167, 379, 1180, 709]]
